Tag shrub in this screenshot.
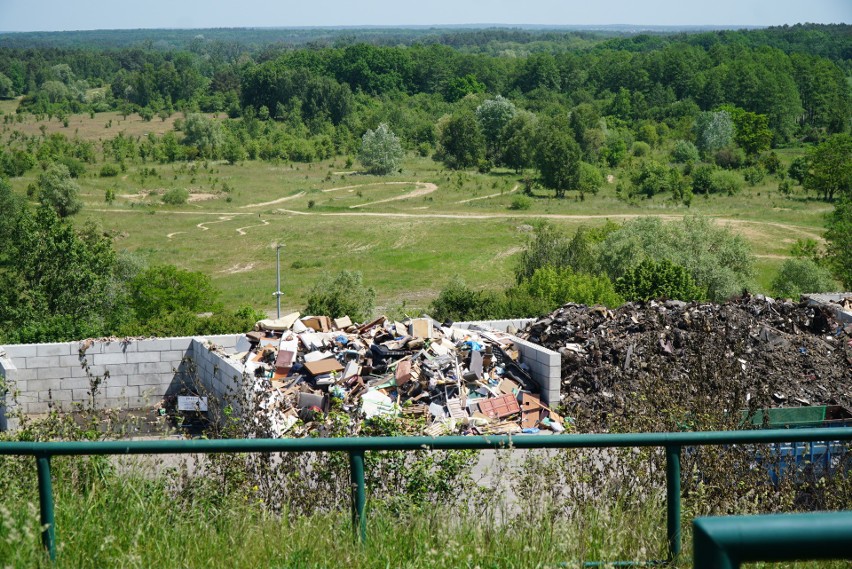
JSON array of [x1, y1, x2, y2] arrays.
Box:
[[743, 166, 765, 186], [710, 170, 743, 195], [429, 277, 502, 322], [162, 187, 189, 205], [615, 258, 705, 302], [509, 195, 532, 210], [631, 141, 650, 157], [304, 270, 375, 321], [100, 163, 120, 177], [714, 146, 745, 169], [771, 258, 837, 299], [670, 140, 699, 164], [578, 162, 604, 196], [509, 266, 623, 309], [598, 216, 754, 302]]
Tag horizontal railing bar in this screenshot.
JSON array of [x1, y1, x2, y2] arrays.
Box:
[[2, 427, 850, 456]]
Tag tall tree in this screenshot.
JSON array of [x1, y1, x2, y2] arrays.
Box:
[[475, 95, 516, 164], [436, 110, 484, 170], [358, 123, 404, 175], [824, 196, 852, 289], [804, 133, 852, 201], [37, 162, 82, 217], [535, 117, 581, 198]]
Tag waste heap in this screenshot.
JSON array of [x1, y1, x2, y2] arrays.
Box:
[[223, 313, 565, 437], [519, 293, 852, 430]]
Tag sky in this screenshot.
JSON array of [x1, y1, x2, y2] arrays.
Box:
[[0, 0, 848, 32]]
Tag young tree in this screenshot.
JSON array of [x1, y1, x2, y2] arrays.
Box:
[[475, 95, 516, 163], [499, 110, 538, 172], [305, 270, 375, 321], [824, 196, 852, 289], [358, 123, 404, 175], [694, 110, 733, 155], [129, 265, 220, 321], [181, 113, 223, 158], [803, 133, 852, 201], [37, 162, 82, 217], [436, 110, 484, 170], [771, 258, 837, 299], [535, 117, 581, 198]]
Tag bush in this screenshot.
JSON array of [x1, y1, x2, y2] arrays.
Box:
[[670, 140, 700, 164], [710, 170, 743, 195], [771, 258, 837, 299], [509, 266, 623, 309], [100, 163, 120, 177], [742, 166, 765, 186], [162, 187, 189, 205], [304, 270, 375, 321], [358, 123, 404, 175], [429, 277, 502, 322], [509, 195, 532, 210], [631, 141, 650, 157], [615, 258, 705, 302], [578, 162, 604, 196], [714, 146, 745, 169], [598, 216, 754, 302], [37, 163, 82, 217], [129, 264, 220, 321]]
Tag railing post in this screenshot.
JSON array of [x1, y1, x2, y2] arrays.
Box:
[[36, 454, 56, 561], [349, 449, 366, 544], [665, 445, 681, 562]]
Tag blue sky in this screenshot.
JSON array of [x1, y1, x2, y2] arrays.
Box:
[[0, 0, 848, 32]]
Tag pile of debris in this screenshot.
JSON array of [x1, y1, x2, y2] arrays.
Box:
[[519, 293, 852, 430], [220, 313, 565, 437]]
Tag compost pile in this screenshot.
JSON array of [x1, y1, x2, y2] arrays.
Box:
[[519, 294, 852, 430]]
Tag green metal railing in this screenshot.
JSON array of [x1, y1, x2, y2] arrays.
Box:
[[1, 427, 851, 563], [693, 511, 852, 568]]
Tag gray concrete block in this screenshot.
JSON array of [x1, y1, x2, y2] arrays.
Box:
[[26, 356, 60, 369], [99, 341, 133, 355], [107, 363, 139, 377], [29, 378, 62, 392], [138, 339, 174, 352], [36, 366, 72, 380], [137, 361, 176, 375], [3, 344, 39, 358], [159, 350, 188, 363], [126, 351, 161, 364], [92, 353, 128, 366], [36, 343, 73, 357], [170, 338, 194, 351], [26, 402, 50, 414], [61, 377, 93, 390], [72, 388, 93, 400], [58, 355, 85, 368], [106, 386, 139, 399], [12, 368, 39, 381]]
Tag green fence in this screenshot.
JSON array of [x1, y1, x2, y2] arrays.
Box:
[[693, 511, 852, 568], [2, 427, 851, 563]]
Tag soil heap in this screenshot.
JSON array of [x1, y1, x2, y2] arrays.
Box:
[[519, 294, 852, 431]]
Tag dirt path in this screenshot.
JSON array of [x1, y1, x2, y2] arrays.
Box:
[[240, 191, 306, 209], [166, 231, 186, 239], [236, 219, 270, 235], [196, 216, 234, 231], [350, 182, 438, 209], [456, 184, 519, 204]]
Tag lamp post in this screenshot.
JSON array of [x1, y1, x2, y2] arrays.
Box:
[[273, 243, 283, 318]]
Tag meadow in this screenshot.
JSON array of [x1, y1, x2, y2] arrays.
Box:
[[2, 106, 833, 317]]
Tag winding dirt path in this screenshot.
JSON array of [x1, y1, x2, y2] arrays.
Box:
[[236, 219, 270, 235], [196, 216, 234, 231], [240, 191, 306, 209], [350, 182, 437, 209], [166, 231, 186, 239], [456, 184, 519, 204]]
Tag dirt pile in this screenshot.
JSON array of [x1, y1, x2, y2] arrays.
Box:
[[519, 294, 852, 430]]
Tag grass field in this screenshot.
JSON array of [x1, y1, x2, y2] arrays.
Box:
[[2, 107, 835, 316]]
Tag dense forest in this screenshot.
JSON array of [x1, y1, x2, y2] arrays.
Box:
[[0, 25, 849, 343]]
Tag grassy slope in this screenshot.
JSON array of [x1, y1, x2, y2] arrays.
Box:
[[2, 107, 833, 316]]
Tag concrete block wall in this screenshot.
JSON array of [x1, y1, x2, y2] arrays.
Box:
[[1, 334, 242, 429], [189, 338, 246, 416], [456, 319, 561, 406]]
